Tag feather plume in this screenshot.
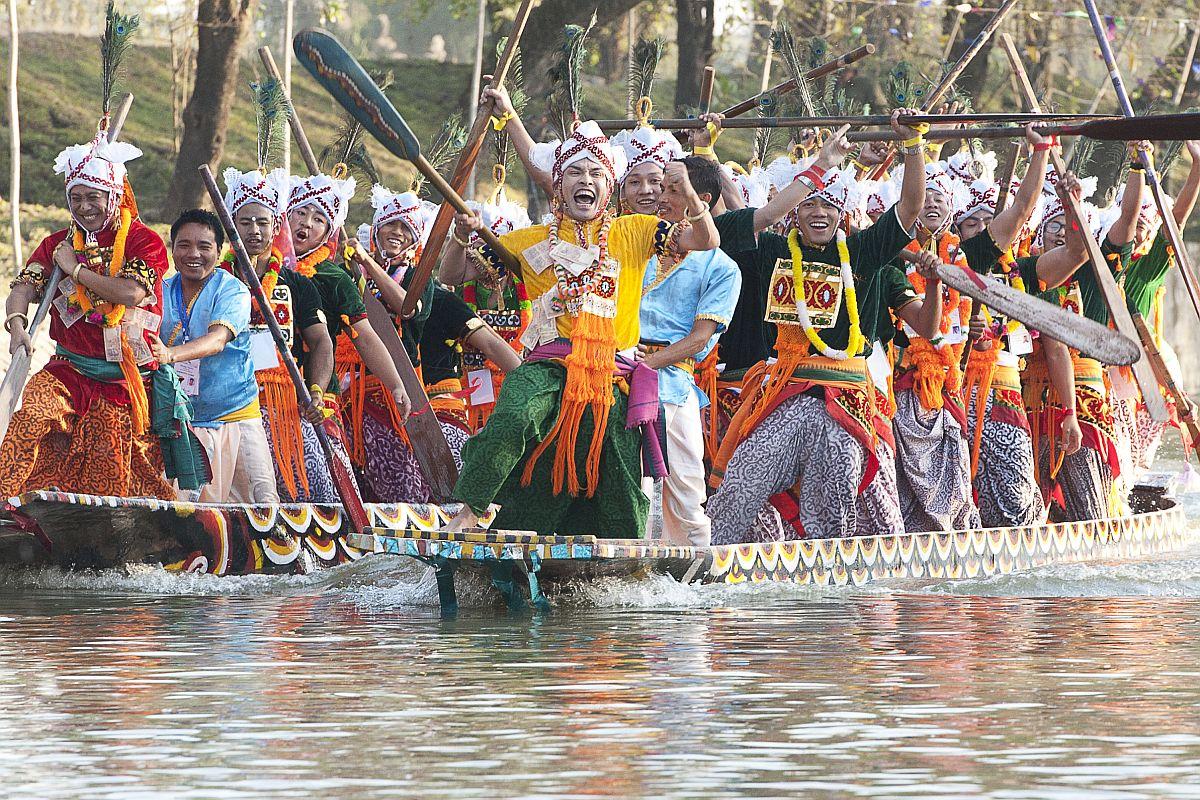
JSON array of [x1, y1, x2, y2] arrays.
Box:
[[491, 38, 528, 172], [627, 37, 666, 117], [100, 1, 140, 117], [753, 92, 780, 164], [251, 78, 288, 171], [1067, 137, 1098, 178], [413, 113, 467, 199], [886, 61, 927, 109], [771, 22, 816, 118], [548, 14, 596, 138], [321, 70, 392, 186]]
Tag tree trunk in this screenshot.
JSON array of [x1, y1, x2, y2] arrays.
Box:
[[673, 0, 715, 114], [7, 0, 20, 267], [160, 0, 257, 222], [943, 5, 996, 108]]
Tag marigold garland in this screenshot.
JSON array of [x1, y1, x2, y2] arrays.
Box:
[[786, 228, 862, 360], [221, 249, 282, 323], [295, 243, 332, 278], [71, 207, 133, 327]]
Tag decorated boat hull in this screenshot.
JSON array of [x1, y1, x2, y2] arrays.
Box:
[[0, 489, 1193, 610]]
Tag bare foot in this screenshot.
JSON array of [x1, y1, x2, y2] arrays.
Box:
[[445, 505, 480, 533]]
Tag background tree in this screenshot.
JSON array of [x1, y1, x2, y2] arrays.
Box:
[[160, 0, 257, 221], [673, 0, 714, 113]]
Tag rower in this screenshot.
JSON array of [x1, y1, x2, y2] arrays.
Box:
[[442, 115, 719, 537], [2, 135, 207, 499], [705, 111, 937, 544], [632, 156, 740, 548], [150, 210, 277, 504], [954, 130, 1086, 527], [286, 172, 411, 497], [221, 166, 334, 502], [336, 186, 435, 502]]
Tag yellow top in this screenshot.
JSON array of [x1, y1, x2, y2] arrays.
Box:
[[499, 213, 660, 349]]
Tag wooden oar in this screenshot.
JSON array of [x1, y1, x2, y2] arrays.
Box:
[[866, 0, 1020, 180], [259, 45, 461, 501], [896, 251, 1141, 365], [293, 29, 520, 270], [200, 164, 372, 530], [400, 0, 534, 319], [0, 92, 134, 441], [1079, 1, 1200, 327], [719, 44, 875, 118], [999, 33, 1169, 422], [1132, 314, 1200, 452], [618, 113, 1200, 140], [595, 112, 1120, 131]]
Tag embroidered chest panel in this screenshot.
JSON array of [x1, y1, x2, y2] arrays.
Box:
[[251, 283, 295, 349], [765, 258, 842, 329]]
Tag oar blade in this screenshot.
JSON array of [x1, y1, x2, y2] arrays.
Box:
[[936, 265, 1142, 365], [1079, 112, 1200, 141], [292, 28, 421, 162]]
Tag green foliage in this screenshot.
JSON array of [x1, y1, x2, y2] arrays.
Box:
[[100, 1, 140, 117], [414, 113, 466, 199], [491, 38, 528, 174]]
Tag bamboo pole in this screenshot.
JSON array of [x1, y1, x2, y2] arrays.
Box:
[[1173, 13, 1200, 106]]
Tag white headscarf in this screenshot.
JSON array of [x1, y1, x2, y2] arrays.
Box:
[[288, 172, 357, 234], [530, 120, 628, 191], [223, 166, 290, 222], [54, 135, 142, 226], [609, 126, 684, 175]]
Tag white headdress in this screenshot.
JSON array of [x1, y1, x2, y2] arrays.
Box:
[[723, 163, 769, 208], [860, 178, 900, 220], [1114, 182, 1171, 235], [809, 167, 861, 215], [609, 127, 684, 175], [466, 191, 533, 245], [223, 166, 290, 222], [945, 148, 997, 188], [54, 136, 141, 200], [368, 184, 437, 247], [288, 172, 357, 233], [764, 155, 813, 191], [529, 120, 628, 190]]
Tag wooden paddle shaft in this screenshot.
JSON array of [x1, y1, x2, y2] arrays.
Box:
[[720, 44, 875, 119], [414, 153, 512, 257], [699, 66, 715, 113], [1132, 314, 1200, 450], [999, 34, 1169, 421], [594, 112, 1115, 131], [402, 0, 535, 318], [1079, 0, 1200, 327]]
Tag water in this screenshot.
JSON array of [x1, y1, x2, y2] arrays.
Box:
[[2, 450, 1200, 798]]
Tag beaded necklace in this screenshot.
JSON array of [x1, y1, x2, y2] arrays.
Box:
[[546, 209, 614, 315], [786, 228, 862, 360]]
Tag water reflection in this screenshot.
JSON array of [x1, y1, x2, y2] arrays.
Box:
[[0, 592, 1198, 798]]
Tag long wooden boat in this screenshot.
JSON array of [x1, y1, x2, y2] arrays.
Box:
[[0, 485, 1192, 611]]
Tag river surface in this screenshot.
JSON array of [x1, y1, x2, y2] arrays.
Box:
[[2, 452, 1200, 798]]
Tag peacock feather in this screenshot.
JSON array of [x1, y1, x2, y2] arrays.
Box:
[[413, 113, 467, 199], [251, 78, 288, 172], [886, 61, 927, 109], [771, 21, 817, 118], [100, 1, 140, 118], [548, 14, 596, 138], [753, 93, 779, 164], [491, 37, 528, 173], [627, 37, 666, 117]]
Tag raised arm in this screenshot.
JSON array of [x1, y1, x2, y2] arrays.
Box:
[[1107, 142, 1147, 247], [1036, 173, 1089, 288], [988, 126, 1050, 252], [480, 84, 552, 197], [752, 124, 853, 233], [894, 108, 928, 231], [1172, 141, 1200, 227], [895, 249, 943, 340], [663, 161, 719, 252]]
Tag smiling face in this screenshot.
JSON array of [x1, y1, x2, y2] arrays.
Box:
[[794, 196, 842, 247], [921, 188, 952, 234], [67, 185, 113, 233], [287, 205, 332, 256], [376, 218, 418, 260], [558, 159, 612, 222], [1134, 215, 1156, 252], [172, 222, 220, 286], [956, 210, 993, 242], [621, 162, 664, 215], [234, 202, 278, 260]]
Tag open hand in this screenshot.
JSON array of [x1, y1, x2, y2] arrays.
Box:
[[815, 124, 853, 170]]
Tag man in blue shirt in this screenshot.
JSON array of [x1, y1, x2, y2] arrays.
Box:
[[637, 157, 741, 547], [148, 209, 278, 504]]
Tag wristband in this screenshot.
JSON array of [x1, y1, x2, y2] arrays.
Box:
[[1128, 160, 1146, 172], [685, 202, 711, 222], [451, 230, 472, 248], [71, 263, 83, 282], [490, 111, 516, 131], [799, 164, 828, 191], [1033, 135, 1059, 152], [693, 144, 715, 157], [901, 134, 925, 149], [1061, 407, 1076, 418], [4, 312, 27, 333], [705, 121, 722, 144]]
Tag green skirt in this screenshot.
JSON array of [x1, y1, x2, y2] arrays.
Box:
[[453, 361, 648, 538]]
